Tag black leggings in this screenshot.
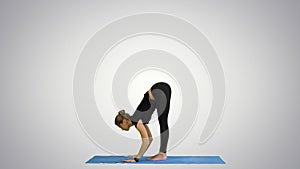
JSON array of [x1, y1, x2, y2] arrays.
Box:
[[151, 82, 171, 153]]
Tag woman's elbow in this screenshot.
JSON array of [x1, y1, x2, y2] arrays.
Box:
[[142, 138, 152, 145], [149, 137, 153, 144]]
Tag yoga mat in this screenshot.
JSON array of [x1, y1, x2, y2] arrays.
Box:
[[86, 155, 225, 164]]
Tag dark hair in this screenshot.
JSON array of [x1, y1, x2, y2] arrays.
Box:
[[115, 109, 130, 127]]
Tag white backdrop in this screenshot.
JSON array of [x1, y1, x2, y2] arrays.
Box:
[[0, 0, 299, 169]]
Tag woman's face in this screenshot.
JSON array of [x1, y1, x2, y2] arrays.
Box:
[[119, 119, 130, 131]]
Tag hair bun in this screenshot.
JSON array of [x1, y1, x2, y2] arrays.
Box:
[[118, 109, 125, 115]]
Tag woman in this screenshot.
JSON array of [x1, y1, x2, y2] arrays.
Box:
[[115, 82, 172, 163]]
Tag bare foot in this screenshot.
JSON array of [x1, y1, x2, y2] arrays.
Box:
[[147, 152, 167, 161]]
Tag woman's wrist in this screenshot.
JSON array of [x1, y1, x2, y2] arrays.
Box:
[[134, 157, 140, 162]]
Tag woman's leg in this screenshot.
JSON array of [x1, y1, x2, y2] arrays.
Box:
[[158, 101, 170, 153], [147, 86, 171, 160]]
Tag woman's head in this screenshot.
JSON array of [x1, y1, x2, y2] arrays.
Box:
[[115, 109, 132, 131]]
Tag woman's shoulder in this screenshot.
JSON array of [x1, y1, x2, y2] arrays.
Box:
[[134, 119, 147, 128]]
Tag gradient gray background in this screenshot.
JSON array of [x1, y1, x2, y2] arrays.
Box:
[[1, 0, 299, 169]]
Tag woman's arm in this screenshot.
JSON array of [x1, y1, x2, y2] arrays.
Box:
[[123, 120, 151, 162], [144, 124, 153, 145], [136, 120, 151, 158]]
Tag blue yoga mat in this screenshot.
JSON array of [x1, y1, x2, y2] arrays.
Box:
[[86, 155, 225, 164]]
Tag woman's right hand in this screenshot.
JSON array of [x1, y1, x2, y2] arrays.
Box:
[[123, 159, 136, 163]]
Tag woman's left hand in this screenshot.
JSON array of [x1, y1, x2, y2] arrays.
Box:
[[122, 159, 136, 163]]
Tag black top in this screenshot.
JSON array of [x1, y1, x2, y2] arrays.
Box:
[[130, 91, 156, 127], [129, 82, 171, 127]]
